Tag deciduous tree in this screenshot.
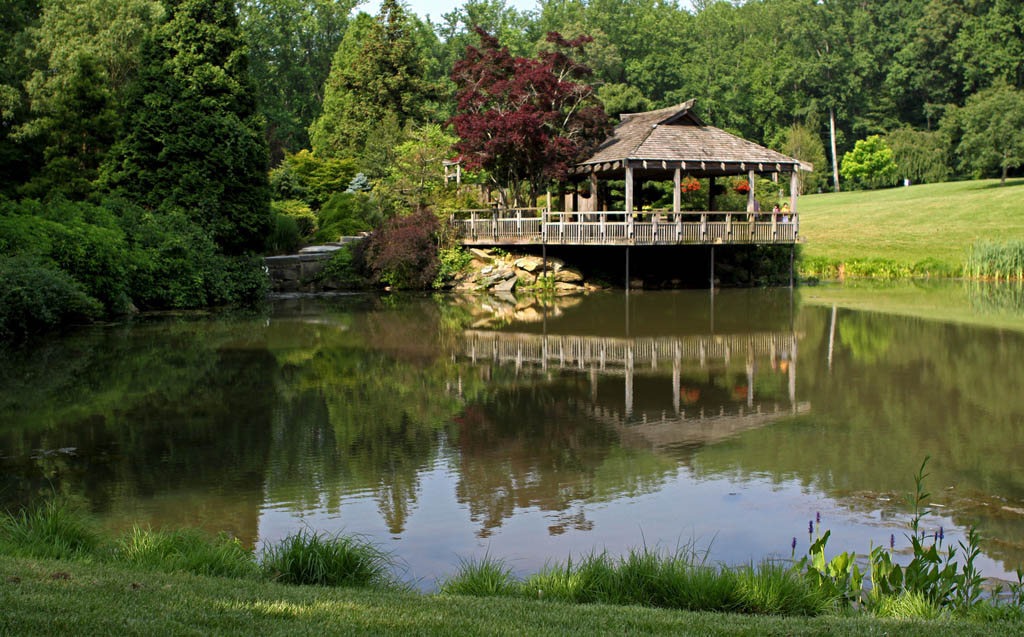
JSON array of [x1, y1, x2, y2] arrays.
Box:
[[450, 28, 611, 207], [944, 84, 1024, 185]]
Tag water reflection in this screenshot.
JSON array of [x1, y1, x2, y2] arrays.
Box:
[[0, 285, 1022, 586]]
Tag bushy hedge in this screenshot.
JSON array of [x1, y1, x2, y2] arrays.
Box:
[[1, 197, 268, 341], [0, 255, 103, 341]]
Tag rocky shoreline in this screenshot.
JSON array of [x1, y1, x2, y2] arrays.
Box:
[[450, 247, 605, 294]]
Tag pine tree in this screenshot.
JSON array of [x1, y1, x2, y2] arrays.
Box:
[[102, 0, 271, 254], [310, 0, 432, 160]]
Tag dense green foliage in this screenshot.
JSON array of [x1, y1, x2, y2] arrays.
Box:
[[102, 0, 272, 255], [840, 136, 899, 190]]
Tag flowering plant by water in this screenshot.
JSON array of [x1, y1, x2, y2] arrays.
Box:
[[791, 456, 1009, 617]]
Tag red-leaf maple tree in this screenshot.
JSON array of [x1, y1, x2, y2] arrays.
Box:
[[449, 28, 611, 207]]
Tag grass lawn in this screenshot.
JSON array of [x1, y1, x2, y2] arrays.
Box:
[[798, 178, 1024, 267], [2, 556, 1022, 636]]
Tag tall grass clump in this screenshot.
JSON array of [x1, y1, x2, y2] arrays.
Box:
[[735, 561, 833, 616], [115, 526, 258, 579], [447, 546, 830, 617], [261, 529, 400, 589], [439, 555, 518, 596], [0, 500, 103, 560], [966, 240, 1024, 280]]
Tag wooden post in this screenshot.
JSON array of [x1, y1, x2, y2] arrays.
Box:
[[708, 176, 715, 212], [625, 163, 634, 238], [747, 169, 756, 212], [546, 190, 551, 214], [456, 163, 461, 186], [790, 170, 798, 215], [590, 172, 599, 215], [471, 211, 477, 240], [673, 167, 681, 214]]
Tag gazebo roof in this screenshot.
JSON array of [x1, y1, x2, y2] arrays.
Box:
[[576, 100, 809, 177]]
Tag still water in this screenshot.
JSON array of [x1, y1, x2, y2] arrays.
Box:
[[2, 284, 1023, 588]]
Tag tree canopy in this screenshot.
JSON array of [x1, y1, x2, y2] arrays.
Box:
[[450, 28, 611, 206]]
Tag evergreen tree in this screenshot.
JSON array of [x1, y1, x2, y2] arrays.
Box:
[[310, 0, 433, 160], [102, 0, 271, 254]]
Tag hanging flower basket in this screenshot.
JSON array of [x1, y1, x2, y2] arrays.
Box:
[[680, 176, 701, 192], [733, 180, 750, 194]]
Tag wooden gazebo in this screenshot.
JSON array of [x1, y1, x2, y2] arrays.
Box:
[[452, 100, 810, 248]]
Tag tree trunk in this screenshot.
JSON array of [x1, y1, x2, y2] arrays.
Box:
[[1003, 162, 1007, 185], [829, 105, 840, 193]]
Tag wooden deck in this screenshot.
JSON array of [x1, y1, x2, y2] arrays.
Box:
[[451, 209, 799, 246]]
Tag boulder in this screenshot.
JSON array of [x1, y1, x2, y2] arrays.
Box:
[[515, 270, 537, 284], [554, 267, 584, 283], [547, 257, 565, 272], [481, 265, 494, 275], [629, 278, 644, 289], [469, 248, 494, 262], [493, 277, 516, 293], [514, 256, 544, 272], [554, 282, 583, 293]]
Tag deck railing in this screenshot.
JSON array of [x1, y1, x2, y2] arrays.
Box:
[[449, 209, 799, 246]]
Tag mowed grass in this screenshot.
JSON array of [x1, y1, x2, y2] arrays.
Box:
[[798, 178, 1024, 267], [2, 556, 1021, 637]]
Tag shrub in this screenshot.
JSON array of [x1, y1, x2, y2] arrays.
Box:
[[261, 529, 400, 589], [115, 526, 258, 579], [0, 499, 103, 560], [0, 255, 103, 341], [272, 199, 318, 237], [315, 191, 378, 242], [364, 208, 440, 289], [0, 198, 129, 310], [317, 243, 367, 288], [269, 150, 359, 208], [266, 213, 302, 254], [116, 205, 267, 309], [433, 246, 473, 288]]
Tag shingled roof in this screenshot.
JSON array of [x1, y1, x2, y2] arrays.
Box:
[[578, 100, 807, 175]]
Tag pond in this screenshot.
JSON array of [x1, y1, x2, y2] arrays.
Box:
[[2, 282, 1023, 589]]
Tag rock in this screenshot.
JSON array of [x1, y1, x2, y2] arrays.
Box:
[[493, 291, 517, 305], [548, 257, 565, 272], [493, 277, 516, 293], [469, 248, 494, 262], [481, 265, 493, 274], [468, 259, 487, 270], [554, 282, 583, 293], [514, 256, 544, 272], [670, 278, 682, 286], [554, 267, 584, 283], [497, 268, 515, 280], [298, 244, 343, 254], [629, 278, 644, 289], [515, 270, 537, 284]]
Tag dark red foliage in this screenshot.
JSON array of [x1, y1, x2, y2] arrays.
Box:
[[365, 209, 440, 288], [449, 29, 611, 206]]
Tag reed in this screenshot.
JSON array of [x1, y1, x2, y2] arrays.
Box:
[[966, 240, 1024, 280]]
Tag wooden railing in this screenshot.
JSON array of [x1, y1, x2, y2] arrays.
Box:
[[449, 209, 799, 246]]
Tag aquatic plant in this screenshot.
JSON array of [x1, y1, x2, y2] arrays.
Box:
[[966, 240, 1024, 280]]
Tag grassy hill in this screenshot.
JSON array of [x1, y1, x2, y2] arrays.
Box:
[[798, 178, 1024, 269]]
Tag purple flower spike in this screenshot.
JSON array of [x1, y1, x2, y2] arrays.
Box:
[[890, 534, 895, 550], [939, 527, 944, 542], [809, 520, 814, 535], [792, 537, 797, 551], [816, 512, 821, 525]]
